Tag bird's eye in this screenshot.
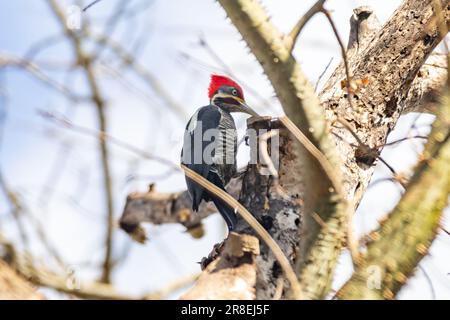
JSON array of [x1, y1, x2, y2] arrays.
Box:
[[231, 89, 238, 96]]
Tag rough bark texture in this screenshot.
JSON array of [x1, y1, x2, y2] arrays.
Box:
[[337, 94, 450, 299], [402, 53, 447, 114], [318, 1, 448, 208], [119, 0, 450, 299]]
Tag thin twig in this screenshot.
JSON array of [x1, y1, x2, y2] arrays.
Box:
[[0, 173, 29, 250], [83, 0, 103, 12], [88, 31, 189, 121], [378, 156, 397, 176], [383, 135, 428, 147], [1, 236, 198, 299], [321, 8, 354, 108], [419, 264, 437, 300], [0, 53, 85, 102], [441, 226, 450, 236], [91, 0, 133, 61], [315, 57, 333, 92], [286, 0, 326, 52], [38, 110, 179, 170]]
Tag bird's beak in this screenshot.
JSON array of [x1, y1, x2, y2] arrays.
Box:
[[212, 92, 259, 117], [235, 97, 259, 117]]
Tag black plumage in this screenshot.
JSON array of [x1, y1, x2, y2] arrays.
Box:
[[181, 104, 238, 230], [181, 75, 257, 231]]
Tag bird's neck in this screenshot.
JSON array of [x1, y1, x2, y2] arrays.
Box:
[[212, 100, 235, 114]]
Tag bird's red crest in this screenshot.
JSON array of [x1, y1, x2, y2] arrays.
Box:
[[208, 75, 244, 100]]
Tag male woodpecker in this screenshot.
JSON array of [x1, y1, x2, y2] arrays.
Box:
[[181, 75, 258, 231]]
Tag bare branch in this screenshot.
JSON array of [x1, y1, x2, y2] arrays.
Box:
[[347, 6, 381, 57], [0, 235, 198, 300], [39, 110, 179, 170], [0, 53, 85, 102], [87, 31, 189, 121], [285, 0, 326, 53]]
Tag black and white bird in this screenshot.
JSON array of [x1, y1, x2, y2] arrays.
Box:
[[181, 75, 258, 231]]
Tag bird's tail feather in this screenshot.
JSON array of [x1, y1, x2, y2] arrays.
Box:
[[206, 172, 237, 231], [211, 195, 237, 231]]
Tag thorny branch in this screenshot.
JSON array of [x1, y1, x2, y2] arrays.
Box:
[[218, 0, 347, 299]]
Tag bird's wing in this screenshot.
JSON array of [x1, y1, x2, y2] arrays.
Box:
[[181, 105, 221, 210]]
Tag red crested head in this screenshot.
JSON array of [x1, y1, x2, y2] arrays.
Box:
[[208, 75, 244, 100]]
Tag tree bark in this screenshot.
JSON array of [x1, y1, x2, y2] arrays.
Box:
[[338, 93, 450, 299]]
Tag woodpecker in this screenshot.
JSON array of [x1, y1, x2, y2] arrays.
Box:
[[181, 75, 258, 231]]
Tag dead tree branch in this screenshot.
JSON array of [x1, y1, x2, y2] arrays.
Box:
[[338, 93, 450, 299], [120, 176, 242, 241], [402, 53, 447, 114]]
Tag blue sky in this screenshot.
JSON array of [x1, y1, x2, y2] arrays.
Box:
[[0, 0, 449, 299]]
